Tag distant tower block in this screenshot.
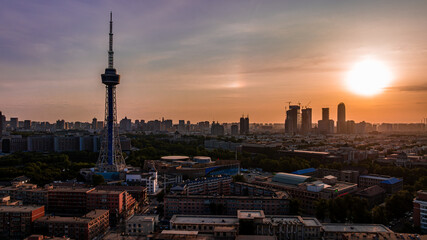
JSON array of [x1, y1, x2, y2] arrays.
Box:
[[337, 102, 347, 134], [96, 12, 126, 172]]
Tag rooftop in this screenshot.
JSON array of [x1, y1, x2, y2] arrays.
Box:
[[36, 210, 109, 224], [170, 215, 239, 225], [272, 172, 311, 186], [161, 230, 198, 235], [322, 223, 392, 233], [302, 217, 323, 227], [49, 187, 95, 193], [0, 205, 44, 213], [381, 177, 402, 185], [128, 214, 159, 223], [87, 189, 124, 195], [359, 175, 389, 181], [237, 210, 265, 220], [292, 168, 316, 175]]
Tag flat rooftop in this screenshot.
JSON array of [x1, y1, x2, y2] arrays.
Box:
[[322, 223, 392, 233], [128, 214, 159, 223], [170, 215, 239, 225], [161, 230, 198, 235], [36, 210, 109, 223], [237, 210, 265, 220], [49, 187, 95, 193], [302, 217, 322, 227], [87, 189, 124, 194], [0, 205, 44, 213], [167, 194, 288, 200]]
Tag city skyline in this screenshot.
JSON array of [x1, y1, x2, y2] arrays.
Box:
[[1, 1, 427, 123]]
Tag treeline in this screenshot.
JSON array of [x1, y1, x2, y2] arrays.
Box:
[[314, 190, 414, 225], [0, 152, 96, 186], [320, 160, 427, 191], [125, 134, 235, 167], [239, 154, 311, 173]]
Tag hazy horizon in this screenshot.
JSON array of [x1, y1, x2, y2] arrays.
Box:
[[1, 1, 427, 124]]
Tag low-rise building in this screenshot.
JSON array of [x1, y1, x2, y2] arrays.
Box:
[[252, 172, 357, 214], [355, 185, 386, 207], [34, 210, 109, 240], [0, 205, 45, 239], [359, 175, 403, 194], [184, 176, 232, 195], [414, 190, 427, 233], [47, 187, 94, 215], [164, 194, 289, 218], [126, 214, 159, 235], [322, 223, 392, 240]]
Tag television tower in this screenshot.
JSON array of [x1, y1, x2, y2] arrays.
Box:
[[96, 12, 126, 172]]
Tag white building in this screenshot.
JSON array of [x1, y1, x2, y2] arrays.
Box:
[[126, 168, 159, 194], [126, 214, 159, 235]]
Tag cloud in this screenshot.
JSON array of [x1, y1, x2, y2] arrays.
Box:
[[390, 84, 427, 92]]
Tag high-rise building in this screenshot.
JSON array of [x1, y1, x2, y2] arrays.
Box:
[[24, 120, 31, 130], [322, 108, 329, 121], [56, 120, 65, 130], [96, 12, 126, 172], [239, 116, 249, 135], [1, 113, 5, 134], [92, 118, 98, 130], [211, 122, 224, 136], [120, 117, 132, 132], [318, 108, 334, 134], [285, 105, 300, 134], [301, 108, 312, 134], [10, 117, 18, 130], [337, 102, 346, 134], [0, 111, 2, 138], [231, 124, 239, 136]]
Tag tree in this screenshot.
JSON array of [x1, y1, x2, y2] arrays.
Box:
[[385, 190, 414, 219], [232, 174, 246, 182], [289, 199, 300, 215], [372, 205, 387, 224], [92, 174, 105, 186], [415, 176, 427, 191], [315, 199, 328, 221]]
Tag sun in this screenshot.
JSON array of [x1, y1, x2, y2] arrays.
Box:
[[345, 58, 393, 96]]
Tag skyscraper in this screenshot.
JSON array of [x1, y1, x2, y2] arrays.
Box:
[[337, 102, 346, 134], [0, 111, 2, 138], [285, 105, 300, 134], [231, 124, 238, 136], [10, 118, 18, 131], [92, 118, 97, 130], [322, 108, 329, 121], [96, 12, 126, 172], [318, 108, 334, 134], [240, 115, 249, 135], [301, 108, 312, 134]]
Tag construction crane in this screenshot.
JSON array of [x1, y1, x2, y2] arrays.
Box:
[[303, 101, 311, 109]]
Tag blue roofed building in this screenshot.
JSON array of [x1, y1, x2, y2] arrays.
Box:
[[359, 175, 403, 195], [292, 168, 317, 176], [272, 173, 312, 186]]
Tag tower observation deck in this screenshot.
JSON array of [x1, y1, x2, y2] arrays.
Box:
[[96, 12, 126, 172]]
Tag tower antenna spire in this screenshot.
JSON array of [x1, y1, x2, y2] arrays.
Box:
[[108, 11, 114, 68], [98, 12, 125, 172]]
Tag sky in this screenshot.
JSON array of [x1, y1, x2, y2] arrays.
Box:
[[1, 0, 426, 124]]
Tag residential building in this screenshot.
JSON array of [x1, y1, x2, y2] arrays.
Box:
[[126, 214, 159, 235], [414, 190, 427, 233], [47, 187, 94, 215], [34, 210, 109, 240], [0, 205, 45, 239], [164, 194, 289, 218]]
